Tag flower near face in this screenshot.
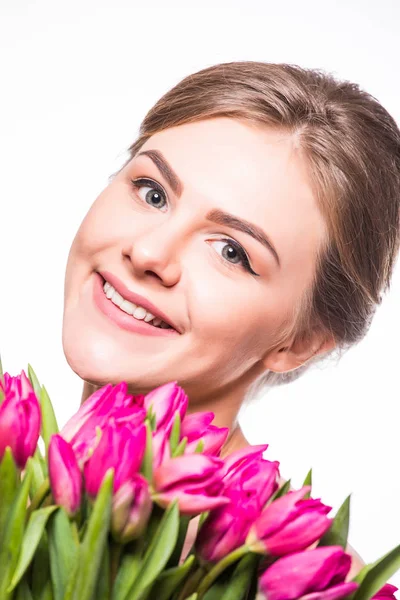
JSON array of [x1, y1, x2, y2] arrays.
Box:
[[259, 545, 359, 600], [61, 381, 146, 466], [84, 422, 146, 498], [144, 381, 188, 434], [371, 584, 398, 600], [111, 475, 152, 543], [196, 448, 279, 562], [48, 434, 82, 516], [180, 412, 229, 456], [246, 486, 332, 556], [0, 370, 41, 469], [152, 453, 230, 516]]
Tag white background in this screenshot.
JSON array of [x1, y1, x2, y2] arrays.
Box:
[[1, 0, 399, 587]]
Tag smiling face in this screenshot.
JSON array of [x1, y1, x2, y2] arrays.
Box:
[[62, 117, 327, 404]]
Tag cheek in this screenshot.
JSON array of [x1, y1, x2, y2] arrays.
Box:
[[188, 272, 273, 357]]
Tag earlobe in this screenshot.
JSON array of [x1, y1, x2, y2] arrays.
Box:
[[261, 330, 336, 374]]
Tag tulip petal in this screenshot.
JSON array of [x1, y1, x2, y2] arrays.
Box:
[[154, 490, 230, 515], [49, 435, 82, 515], [153, 454, 223, 491], [260, 546, 353, 600], [180, 412, 215, 440], [301, 582, 359, 600]]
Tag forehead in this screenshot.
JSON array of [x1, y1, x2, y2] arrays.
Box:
[[137, 117, 327, 272]]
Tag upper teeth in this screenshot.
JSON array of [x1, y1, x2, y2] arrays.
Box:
[[103, 281, 172, 329]]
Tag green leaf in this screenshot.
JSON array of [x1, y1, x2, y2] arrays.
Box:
[[0, 351, 3, 377], [169, 413, 181, 455], [27, 363, 41, 396], [351, 543, 400, 600], [302, 469, 312, 498], [184, 595, 198, 600], [172, 437, 187, 458], [0, 447, 19, 543], [219, 554, 259, 600], [141, 421, 154, 482], [94, 542, 111, 600], [30, 448, 47, 497], [318, 495, 350, 549], [194, 440, 205, 454], [7, 505, 58, 591], [38, 581, 54, 600], [71, 469, 114, 600], [15, 578, 33, 600], [167, 514, 191, 568], [126, 500, 180, 600], [48, 507, 79, 600], [269, 479, 291, 503], [31, 531, 52, 599], [112, 542, 143, 600], [150, 554, 195, 600], [0, 460, 32, 600], [40, 385, 59, 454]]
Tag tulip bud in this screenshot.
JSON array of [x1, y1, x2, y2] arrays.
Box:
[[196, 454, 279, 562], [144, 382, 188, 434], [0, 370, 41, 469], [61, 382, 146, 467], [259, 546, 358, 600], [180, 412, 229, 456], [247, 486, 332, 556], [111, 475, 152, 543], [49, 434, 82, 516], [152, 454, 230, 516], [84, 422, 146, 498]]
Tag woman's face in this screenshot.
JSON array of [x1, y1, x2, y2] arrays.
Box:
[[63, 117, 326, 402]]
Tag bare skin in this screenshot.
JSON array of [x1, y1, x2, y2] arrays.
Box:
[[70, 118, 363, 580]]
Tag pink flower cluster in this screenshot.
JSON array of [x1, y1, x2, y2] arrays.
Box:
[[0, 372, 398, 600]]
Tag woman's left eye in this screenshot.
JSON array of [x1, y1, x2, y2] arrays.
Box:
[[130, 178, 168, 211], [210, 239, 259, 276]]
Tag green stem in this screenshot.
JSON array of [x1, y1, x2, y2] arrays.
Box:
[[27, 477, 50, 515], [110, 541, 123, 588], [196, 545, 251, 599], [177, 565, 206, 600]]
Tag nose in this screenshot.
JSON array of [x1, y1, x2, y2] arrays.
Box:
[[124, 222, 183, 287]]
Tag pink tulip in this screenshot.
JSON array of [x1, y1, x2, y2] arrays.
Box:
[[247, 486, 332, 555], [144, 382, 188, 434], [111, 475, 152, 543], [371, 584, 398, 600], [84, 422, 146, 497], [0, 370, 41, 469], [196, 451, 279, 562], [181, 412, 229, 456], [259, 546, 359, 600], [221, 444, 270, 482], [49, 434, 82, 516], [61, 382, 146, 466], [152, 454, 230, 515]]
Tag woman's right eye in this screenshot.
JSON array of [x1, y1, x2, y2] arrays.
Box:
[[130, 178, 168, 211]]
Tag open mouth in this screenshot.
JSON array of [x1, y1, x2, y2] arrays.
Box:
[[99, 275, 175, 331]]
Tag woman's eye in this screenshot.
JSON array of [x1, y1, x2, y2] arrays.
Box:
[[131, 178, 168, 211], [210, 239, 259, 276]]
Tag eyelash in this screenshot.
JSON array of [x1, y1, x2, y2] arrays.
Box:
[[130, 177, 259, 277]]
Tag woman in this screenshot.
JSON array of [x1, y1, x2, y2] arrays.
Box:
[[62, 61, 400, 580]]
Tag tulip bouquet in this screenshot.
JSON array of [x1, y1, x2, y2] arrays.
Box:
[[0, 359, 399, 600]]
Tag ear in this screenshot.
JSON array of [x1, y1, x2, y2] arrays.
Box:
[[261, 328, 336, 374]]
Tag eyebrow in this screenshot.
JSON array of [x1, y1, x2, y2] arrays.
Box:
[[136, 148, 281, 267]]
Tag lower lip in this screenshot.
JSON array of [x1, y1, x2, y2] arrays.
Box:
[[92, 272, 179, 337]]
